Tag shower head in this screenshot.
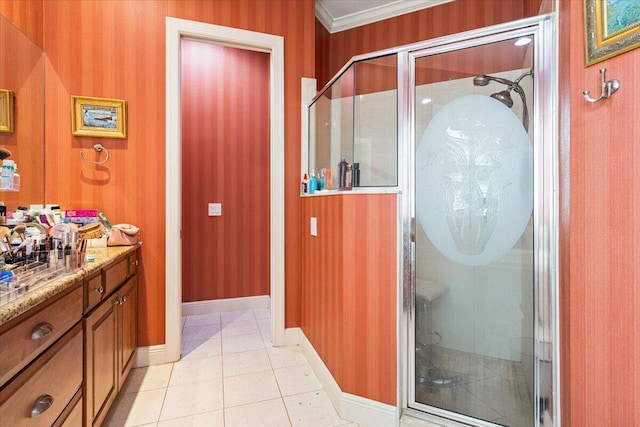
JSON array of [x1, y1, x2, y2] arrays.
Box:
[[472, 69, 533, 131], [490, 90, 514, 108], [472, 74, 515, 88]]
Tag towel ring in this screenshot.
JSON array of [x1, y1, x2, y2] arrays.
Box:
[[80, 144, 110, 165]]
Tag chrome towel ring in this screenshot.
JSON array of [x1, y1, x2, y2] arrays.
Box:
[[80, 143, 110, 165]]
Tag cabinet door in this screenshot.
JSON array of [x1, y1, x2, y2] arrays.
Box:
[[84, 295, 117, 427], [116, 275, 137, 391]]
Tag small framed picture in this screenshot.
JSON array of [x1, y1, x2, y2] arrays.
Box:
[[71, 95, 127, 138], [0, 89, 14, 133], [584, 0, 640, 66]]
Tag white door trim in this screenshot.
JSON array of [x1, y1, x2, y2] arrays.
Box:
[[165, 17, 285, 362]]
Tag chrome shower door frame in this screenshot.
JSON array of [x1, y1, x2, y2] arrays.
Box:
[[399, 14, 558, 427]]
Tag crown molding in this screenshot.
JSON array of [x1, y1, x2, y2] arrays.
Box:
[[316, 0, 455, 34]]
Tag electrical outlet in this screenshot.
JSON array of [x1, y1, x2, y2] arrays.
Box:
[[208, 203, 222, 216], [310, 217, 317, 236]]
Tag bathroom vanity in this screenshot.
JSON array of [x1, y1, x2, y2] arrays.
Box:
[[0, 245, 139, 427]]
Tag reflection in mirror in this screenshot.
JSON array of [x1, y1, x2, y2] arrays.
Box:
[[0, 13, 45, 212]]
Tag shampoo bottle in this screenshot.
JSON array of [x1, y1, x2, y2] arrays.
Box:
[[308, 169, 318, 194], [338, 157, 347, 189]]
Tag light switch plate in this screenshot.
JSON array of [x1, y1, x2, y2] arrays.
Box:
[[208, 203, 222, 216], [310, 217, 317, 236]]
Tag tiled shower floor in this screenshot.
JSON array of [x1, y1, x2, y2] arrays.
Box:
[[415, 345, 534, 427]]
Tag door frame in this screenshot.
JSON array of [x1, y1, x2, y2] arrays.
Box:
[[165, 17, 285, 362]]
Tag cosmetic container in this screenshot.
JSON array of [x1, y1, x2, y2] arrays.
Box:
[[352, 163, 360, 187], [308, 170, 318, 194], [1, 160, 14, 190], [338, 157, 348, 189]]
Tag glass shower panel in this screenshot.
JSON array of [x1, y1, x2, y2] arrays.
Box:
[[412, 38, 536, 426], [353, 54, 398, 186], [309, 67, 355, 189]]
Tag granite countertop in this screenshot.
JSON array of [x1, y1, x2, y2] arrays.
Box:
[[0, 245, 138, 326]]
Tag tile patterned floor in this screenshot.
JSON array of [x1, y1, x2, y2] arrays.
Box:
[[103, 308, 359, 427], [415, 345, 534, 427]]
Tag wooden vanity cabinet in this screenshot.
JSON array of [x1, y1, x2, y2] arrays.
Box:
[[84, 252, 138, 427], [0, 283, 83, 427]]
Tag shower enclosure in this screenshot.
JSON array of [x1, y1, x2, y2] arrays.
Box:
[[308, 15, 557, 427]]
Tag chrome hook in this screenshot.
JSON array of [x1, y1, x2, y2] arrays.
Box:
[[80, 143, 110, 165], [583, 68, 620, 103]]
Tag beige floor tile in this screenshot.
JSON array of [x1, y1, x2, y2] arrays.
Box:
[[224, 398, 291, 427], [157, 410, 224, 427], [222, 332, 266, 354], [160, 379, 224, 421], [184, 312, 221, 327], [223, 349, 272, 377], [103, 388, 166, 427], [181, 337, 222, 360], [274, 363, 322, 397], [283, 390, 346, 427], [122, 364, 174, 394], [221, 309, 256, 324], [182, 323, 222, 342], [223, 369, 281, 408], [253, 307, 271, 319], [221, 319, 261, 337], [169, 355, 223, 386], [267, 346, 307, 369]]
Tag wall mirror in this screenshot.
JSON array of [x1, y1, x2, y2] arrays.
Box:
[[0, 13, 45, 212]]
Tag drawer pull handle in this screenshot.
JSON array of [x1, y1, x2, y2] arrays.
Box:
[[30, 394, 54, 418], [31, 323, 54, 340], [94, 285, 105, 294]]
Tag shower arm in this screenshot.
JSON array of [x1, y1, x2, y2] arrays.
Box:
[[475, 70, 532, 131]]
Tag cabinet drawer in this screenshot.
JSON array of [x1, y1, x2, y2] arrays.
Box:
[[0, 324, 83, 427], [0, 285, 83, 385], [84, 272, 103, 313], [103, 257, 128, 298], [128, 251, 138, 276]]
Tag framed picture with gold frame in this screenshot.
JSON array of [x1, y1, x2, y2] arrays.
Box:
[[0, 89, 14, 133], [584, 0, 640, 66], [71, 95, 127, 138]]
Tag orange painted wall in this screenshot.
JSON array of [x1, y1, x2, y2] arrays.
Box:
[[181, 40, 270, 302], [38, 0, 314, 347], [316, 0, 542, 89], [0, 0, 42, 48], [301, 193, 397, 405], [559, 1, 640, 425]]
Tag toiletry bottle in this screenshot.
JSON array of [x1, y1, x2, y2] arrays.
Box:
[[308, 169, 318, 194], [345, 163, 352, 189], [319, 168, 326, 191], [301, 174, 308, 194], [338, 157, 347, 189], [1, 160, 14, 190], [325, 168, 332, 190], [352, 163, 360, 187], [12, 163, 19, 191]]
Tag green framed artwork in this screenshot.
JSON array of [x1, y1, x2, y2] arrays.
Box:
[[584, 0, 640, 66]]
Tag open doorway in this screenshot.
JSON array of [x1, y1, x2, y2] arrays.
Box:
[[165, 18, 285, 363]]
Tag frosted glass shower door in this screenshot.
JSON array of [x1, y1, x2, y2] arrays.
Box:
[[410, 38, 536, 426]]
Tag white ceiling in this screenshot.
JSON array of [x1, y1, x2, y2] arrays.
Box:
[[316, 0, 454, 33]]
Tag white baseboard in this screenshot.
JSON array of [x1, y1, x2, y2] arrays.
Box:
[[182, 295, 270, 316], [342, 392, 399, 427], [299, 329, 398, 426], [135, 344, 168, 368], [299, 330, 343, 413], [282, 327, 301, 346]]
